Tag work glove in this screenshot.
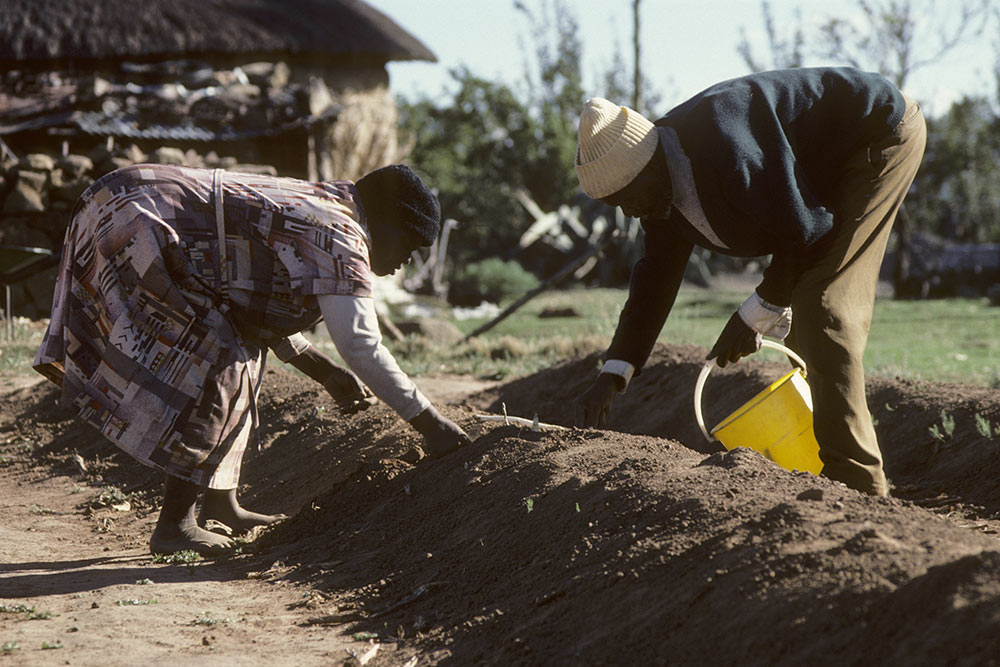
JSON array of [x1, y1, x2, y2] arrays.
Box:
[[707, 312, 761, 368], [576, 373, 624, 427], [707, 292, 792, 368], [322, 367, 377, 415], [409, 405, 473, 459]]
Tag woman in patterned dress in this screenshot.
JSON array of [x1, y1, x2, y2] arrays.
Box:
[[34, 163, 470, 555]]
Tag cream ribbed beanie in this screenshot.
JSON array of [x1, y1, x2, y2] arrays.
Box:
[[575, 98, 658, 199]]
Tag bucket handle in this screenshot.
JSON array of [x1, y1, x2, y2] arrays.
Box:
[[694, 340, 808, 444]]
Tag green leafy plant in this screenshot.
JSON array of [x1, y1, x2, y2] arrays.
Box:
[[89, 486, 146, 510], [448, 258, 539, 307], [192, 611, 231, 626], [115, 599, 158, 606], [1, 641, 18, 654], [929, 410, 957, 446], [151, 550, 202, 565], [974, 413, 998, 439], [41, 641, 62, 650], [0, 604, 52, 619]]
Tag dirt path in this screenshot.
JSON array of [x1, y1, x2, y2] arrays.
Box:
[[0, 373, 495, 666]]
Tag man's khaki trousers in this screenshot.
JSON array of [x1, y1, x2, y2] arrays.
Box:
[[788, 94, 926, 496]]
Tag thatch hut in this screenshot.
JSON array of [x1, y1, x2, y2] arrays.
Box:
[[0, 0, 436, 318], [0, 0, 436, 180]]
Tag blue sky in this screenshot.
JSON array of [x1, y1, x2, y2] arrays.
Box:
[[369, 0, 997, 117]]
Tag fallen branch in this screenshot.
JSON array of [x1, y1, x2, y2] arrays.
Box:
[[475, 413, 567, 432], [463, 226, 619, 341]]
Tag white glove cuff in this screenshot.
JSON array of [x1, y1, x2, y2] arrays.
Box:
[[601, 359, 635, 390], [737, 292, 792, 339]]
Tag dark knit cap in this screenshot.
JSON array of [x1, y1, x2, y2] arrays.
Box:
[[356, 164, 441, 246]]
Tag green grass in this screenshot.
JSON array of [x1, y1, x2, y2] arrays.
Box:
[[5, 284, 998, 388], [369, 285, 1000, 387]]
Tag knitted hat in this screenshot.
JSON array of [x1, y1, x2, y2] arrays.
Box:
[[356, 164, 441, 246], [575, 97, 658, 199]]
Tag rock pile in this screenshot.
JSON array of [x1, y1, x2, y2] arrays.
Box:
[[0, 142, 277, 319]]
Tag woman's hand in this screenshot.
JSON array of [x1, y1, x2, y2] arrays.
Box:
[[409, 405, 472, 459], [322, 367, 377, 415]]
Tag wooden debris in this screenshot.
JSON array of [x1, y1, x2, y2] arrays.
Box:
[[475, 413, 567, 432]]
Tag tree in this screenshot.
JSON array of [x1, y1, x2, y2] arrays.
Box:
[[737, 0, 806, 71], [906, 96, 1000, 243], [739, 0, 996, 295]]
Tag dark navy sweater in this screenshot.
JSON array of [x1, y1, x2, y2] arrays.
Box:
[[606, 67, 906, 372]]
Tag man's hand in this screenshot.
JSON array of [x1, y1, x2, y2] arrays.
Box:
[[576, 373, 624, 428], [409, 405, 472, 459], [322, 367, 377, 415], [707, 312, 762, 368]]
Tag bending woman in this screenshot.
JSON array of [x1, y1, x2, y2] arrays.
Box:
[[35, 163, 470, 556]]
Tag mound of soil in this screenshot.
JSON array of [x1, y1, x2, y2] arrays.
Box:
[[4, 342, 1000, 665]]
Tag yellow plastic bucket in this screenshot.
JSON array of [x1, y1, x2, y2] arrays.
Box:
[[694, 341, 823, 475]]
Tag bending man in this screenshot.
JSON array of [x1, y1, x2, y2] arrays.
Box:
[[574, 67, 925, 496]]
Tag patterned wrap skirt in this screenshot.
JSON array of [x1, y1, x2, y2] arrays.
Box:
[[34, 165, 372, 488]]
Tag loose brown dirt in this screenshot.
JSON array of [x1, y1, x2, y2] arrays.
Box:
[[2, 343, 999, 666]]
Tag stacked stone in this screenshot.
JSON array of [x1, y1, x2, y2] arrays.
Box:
[[0, 144, 277, 319]]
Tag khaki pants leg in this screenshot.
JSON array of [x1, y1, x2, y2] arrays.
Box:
[[788, 95, 926, 496]]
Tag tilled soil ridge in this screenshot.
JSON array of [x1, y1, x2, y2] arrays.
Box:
[[3, 342, 1000, 665]]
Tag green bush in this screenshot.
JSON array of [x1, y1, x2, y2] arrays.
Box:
[[449, 258, 539, 306]]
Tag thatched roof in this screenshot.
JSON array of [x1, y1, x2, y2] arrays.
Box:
[[0, 0, 436, 69]]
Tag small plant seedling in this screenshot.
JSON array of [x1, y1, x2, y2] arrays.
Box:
[[940, 410, 956, 438], [192, 611, 231, 626], [135, 578, 154, 585], [115, 599, 158, 606], [0, 604, 32, 614], [525, 498, 534, 513], [1, 641, 18, 654], [929, 410, 956, 443], [1, 604, 53, 620], [41, 640, 62, 650], [974, 413, 993, 438], [152, 550, 203, 564]]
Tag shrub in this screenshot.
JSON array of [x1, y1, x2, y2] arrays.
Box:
[[449, 258, 539, 307]]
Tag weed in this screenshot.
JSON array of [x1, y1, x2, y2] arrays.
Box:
[[40, 641, 62, 650], [135, 578, 154, 585], [929, 410, 956, 443], [192, 611, 231, 626], [1, 641, 18, 654], [941, 411, 956, 438], [30, 504, 61, 515], [974, 413, 994, 438], [115, 599, 158, 606], [0, 604, 31, 614], [0, 604, 52, 619], [89, 486, 146, 511], [151, 550, 203, 564], [525, 498, 534, 513]]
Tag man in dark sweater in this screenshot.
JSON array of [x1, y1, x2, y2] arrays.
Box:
[[574, 67, 925, 496]]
